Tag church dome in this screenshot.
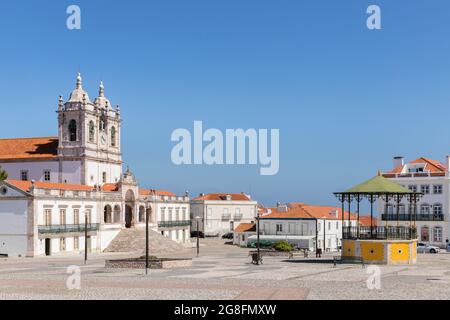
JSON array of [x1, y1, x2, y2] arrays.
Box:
[[68, 73, 90, 103], [93, 81, 112, 108]]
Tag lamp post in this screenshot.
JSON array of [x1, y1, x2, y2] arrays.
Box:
[[145, 205, 151, 275], [84, 212, 88, 265], [195, 216, 201, 257], [256, 213, 261, 265]]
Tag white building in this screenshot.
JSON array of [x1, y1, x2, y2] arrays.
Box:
[[0, 74, 190, 257], [190, 193, 258, 236], [253, 203, 358, 252], [382, 156, 450, 248]]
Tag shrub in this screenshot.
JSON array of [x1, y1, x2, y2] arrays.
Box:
[[272, 241, 294, 252]]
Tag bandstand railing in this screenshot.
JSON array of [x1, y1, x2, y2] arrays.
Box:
[[343, 226, 417, 240]]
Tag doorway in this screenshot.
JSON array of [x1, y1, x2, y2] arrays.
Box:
[[125, 205, 133, 228], [45, 238, 51, 256]]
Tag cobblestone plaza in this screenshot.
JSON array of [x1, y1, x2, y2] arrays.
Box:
[[1, 239, 450, 300]]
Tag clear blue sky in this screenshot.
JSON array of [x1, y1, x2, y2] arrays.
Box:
[[1, 1, 450, 206]]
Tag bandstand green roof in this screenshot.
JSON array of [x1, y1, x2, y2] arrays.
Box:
[[340, 174, 414, 194]]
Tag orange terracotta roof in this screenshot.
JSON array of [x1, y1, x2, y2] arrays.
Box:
[[234, 223, 256, 233], [0, 137, 58, 160], [260, 203, 357, 220], [102, 183, 119, 192], [386, 157, 446, 174], [359, 216, 378, 227], [7, 180, 94, 193], [193, 193, 251, 201], [139, 189, 176, 197]]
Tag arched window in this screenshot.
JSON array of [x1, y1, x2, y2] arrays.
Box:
[[104, 205, 112, 224], [113, 205, 121, 223], [111, 126, 116, 147], [139, 206, 145, 223], [89, 121, 95, 142], [68, 120, 77, 142], [421, 226, 429, 242]]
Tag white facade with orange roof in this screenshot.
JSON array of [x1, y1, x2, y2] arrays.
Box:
[[0, 74, 190, 257], [382, 156, 450, 248], [258, 203, 359, 252], [190, 193, 258, 236]]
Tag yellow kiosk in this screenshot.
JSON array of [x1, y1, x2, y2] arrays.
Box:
[[334, 174, 421, 265]]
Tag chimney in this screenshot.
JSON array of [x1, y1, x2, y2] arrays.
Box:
[[393, 156, 404, 169], [330, 210, 339, 218], [277, 203, 288, 212]]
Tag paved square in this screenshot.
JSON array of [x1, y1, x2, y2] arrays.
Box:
[[0, 239, 449, 300]]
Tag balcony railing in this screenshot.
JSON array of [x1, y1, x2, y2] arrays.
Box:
[[222, 214, 231, 221], [381, 214, 444, 222], [38, 223, 100, 234], [158, 220, 191, 228], [234, 214, 243, 221], [343, 226, 417, 240]]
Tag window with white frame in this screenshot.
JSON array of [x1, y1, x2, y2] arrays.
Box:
[[20, 170, 28, 181], [420, 204, 430, 215], [433, 227, 443, 242], [73, 209, 79, 225], [44, 209, 52, 226], [74, 237, 79, 250], [276, 224, 283, 232], [408, 185, 417, 193], [43, 170, 51, 182], [433, 185, 443, 194], [161, 207, 166, 221], [433, 204, 443, 216], [60, 209, 66, 225], [60, 238, 66, 251], [420, 185, 430, 194]]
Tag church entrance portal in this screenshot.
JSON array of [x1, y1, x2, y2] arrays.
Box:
[[125, 205, 133, 228]]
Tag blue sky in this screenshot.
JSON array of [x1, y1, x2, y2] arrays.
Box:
[[1, 1, 450, 206]]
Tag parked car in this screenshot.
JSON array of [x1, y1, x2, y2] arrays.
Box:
[[190, 231, 205, 238], [417, 242, 440, 254], [222, 232, 234, 239]]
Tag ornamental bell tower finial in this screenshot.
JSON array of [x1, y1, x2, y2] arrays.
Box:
[[76, 72, 82, 89], [99, 80, 105, 97]]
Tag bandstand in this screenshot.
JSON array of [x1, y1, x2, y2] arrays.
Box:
[[334, 174, 422, 265]]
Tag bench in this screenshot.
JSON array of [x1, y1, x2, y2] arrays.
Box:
[[289, 249, 309, 259], [333, 256, 365, 268]]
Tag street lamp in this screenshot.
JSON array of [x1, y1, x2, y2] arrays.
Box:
[[84, 211, 88, 265], [256, 212, 261, 265], [195, 215, 201, 257]]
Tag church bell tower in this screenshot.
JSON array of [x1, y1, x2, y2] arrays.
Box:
[[57, 73, 123, 186]]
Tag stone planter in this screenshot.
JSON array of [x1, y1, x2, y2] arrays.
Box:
[[105, 258, 192, 269]]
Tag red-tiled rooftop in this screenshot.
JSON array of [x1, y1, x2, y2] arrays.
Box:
[[260, 203, 357, 220], [6, 180, 94, 192], [139, 189, 176, 197], [193, 193, 251, 201], [387, 157, 447, 175], [0, 137, 58, 160], [234, 223, 256, 233]]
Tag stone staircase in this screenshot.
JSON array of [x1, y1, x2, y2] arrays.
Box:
[[104, 228, 189, 255]]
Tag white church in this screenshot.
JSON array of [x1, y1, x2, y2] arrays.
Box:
[[0, 74, 191, 257]]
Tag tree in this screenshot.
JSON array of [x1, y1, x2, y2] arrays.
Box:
[[0, 166, 8, 181]]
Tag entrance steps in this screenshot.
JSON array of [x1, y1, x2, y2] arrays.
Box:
[[104, 227, 188, 255]]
